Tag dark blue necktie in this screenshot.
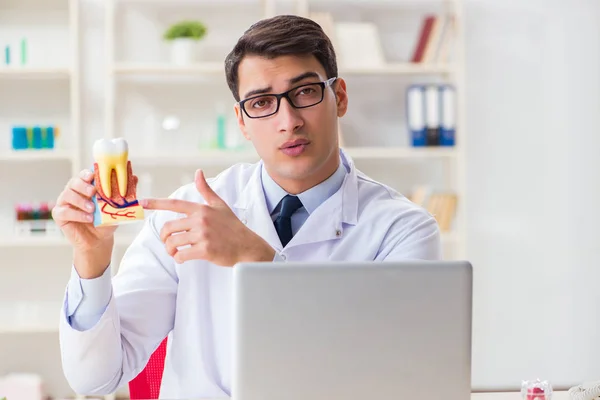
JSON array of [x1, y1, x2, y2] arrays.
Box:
[[274, 195, 303, 247]]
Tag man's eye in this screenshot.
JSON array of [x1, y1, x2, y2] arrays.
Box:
[[298, 87, 316, 95], [251, 98, 273, 108]]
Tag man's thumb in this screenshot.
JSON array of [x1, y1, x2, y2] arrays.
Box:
[[195, 169, 223, 206]]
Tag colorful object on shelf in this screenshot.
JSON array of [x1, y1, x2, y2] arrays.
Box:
[[14, 201, 57, 235], [11, 125, 59, 150], [21, 38, 27, 65], [91, 138, 144, 227], [408, 185, 457, 232], [15, 202, 54, 221], [521, 379, 553, 400], [3, 38, 28, 66], [216, 102, 227, 149]]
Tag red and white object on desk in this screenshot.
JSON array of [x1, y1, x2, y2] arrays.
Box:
[[522, 379, 553, 400]]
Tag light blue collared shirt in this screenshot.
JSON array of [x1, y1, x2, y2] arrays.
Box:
[[261, 159, 347, 238]]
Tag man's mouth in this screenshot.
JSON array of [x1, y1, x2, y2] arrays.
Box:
[[280, 139, 310, 156], [281, 139, 310, 149]]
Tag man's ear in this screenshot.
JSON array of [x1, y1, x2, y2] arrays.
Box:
[[234, 103, 251, 140], [334, 78, 348, 118]]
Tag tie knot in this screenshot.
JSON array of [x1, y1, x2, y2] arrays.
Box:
[[279, 195, 303, 218]]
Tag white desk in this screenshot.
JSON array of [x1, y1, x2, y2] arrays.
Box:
[[473, 392, 569, 400], [200, 393, 570, 400]]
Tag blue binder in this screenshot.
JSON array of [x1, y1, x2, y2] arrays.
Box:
[[406, 84, 426, 146], [439, 84, 456, 146], [424, 84, 441, 146]]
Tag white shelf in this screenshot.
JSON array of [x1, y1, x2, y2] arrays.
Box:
[[113, 62, 224, 76], [0, 236, 67, 248], [441, 231, 461, 244], [0, 150, 74, 162], [129, 146, 455, 167], [116, 0, 261, 4], [0, 228, 459, 247], [0, 323, 58, 334], [0, 302, 62, 334], [340, 63, 454, 75], [0, 0, 70, 9], [131, 149, 259, 166], [0, 67, 71, 79], [303, 0, 457, 5], [0, 235, 137, 248], [115, 0, 455, 8], [345, 146, 456, 159], [113, 62, 453, 77]]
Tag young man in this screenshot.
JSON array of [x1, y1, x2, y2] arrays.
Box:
[[54, 14, 441, 399]]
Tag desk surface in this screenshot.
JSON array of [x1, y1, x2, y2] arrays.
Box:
[[473, 392, 569, 400], [200, 393, 570, 400]]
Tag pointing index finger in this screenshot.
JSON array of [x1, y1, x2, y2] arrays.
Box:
[[140, 198, 198, 215]]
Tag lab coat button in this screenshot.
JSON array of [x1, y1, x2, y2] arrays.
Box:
[[335, 230, 342, 237], [281, 254, 287, 260]]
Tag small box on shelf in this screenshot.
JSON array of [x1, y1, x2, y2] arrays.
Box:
[[13, 201, 60, 236], [11, 125, 59, 151]]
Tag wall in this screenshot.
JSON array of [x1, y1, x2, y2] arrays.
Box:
[[465, 0, 600, 390]]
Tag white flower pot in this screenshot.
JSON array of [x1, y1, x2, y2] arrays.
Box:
[[169, 38, 199, 65]]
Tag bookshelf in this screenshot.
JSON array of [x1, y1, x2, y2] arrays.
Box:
[[0, 0, 466, 398], [0, 67, 71, 79], [112, 62, 455, 76], [0, 149, 74, 162], [104, 0, 467, 261], [0, 0, 83, 398]]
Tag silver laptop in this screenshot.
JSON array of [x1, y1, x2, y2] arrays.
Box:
[[231, 261, 473, 400]]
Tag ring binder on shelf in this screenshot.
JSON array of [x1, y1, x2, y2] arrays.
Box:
[[440, 84, 456, 146], [407, 84, 426, 147]]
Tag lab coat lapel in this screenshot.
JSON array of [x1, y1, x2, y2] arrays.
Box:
[[234, 163, 283, 251], [286, 151, 359, 249]]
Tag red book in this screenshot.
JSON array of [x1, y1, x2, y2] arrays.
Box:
[[411, 15, 436, 63]]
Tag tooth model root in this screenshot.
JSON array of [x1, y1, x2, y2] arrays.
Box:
[[97, 154, 128, 198]]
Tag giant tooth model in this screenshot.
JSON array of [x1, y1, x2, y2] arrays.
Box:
[[91, 138, 144, 226]]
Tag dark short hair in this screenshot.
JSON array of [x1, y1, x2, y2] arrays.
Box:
[[224, 14, 338, 102]]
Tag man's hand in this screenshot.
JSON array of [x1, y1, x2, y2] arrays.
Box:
[[52, 169, 117, 278], [140, 169, 275, 266]]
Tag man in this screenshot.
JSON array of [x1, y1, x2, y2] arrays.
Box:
[[54, 14, 441, 399]]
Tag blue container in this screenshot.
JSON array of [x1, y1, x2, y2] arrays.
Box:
[[45, 126, 55, 149], [32, 126, 43, 148], [11, 126, 28, 150]]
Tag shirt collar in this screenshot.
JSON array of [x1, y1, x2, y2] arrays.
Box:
[[261, 156, 347, 215]]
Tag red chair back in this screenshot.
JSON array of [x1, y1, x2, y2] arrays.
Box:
[[128, 338, 168, 399]]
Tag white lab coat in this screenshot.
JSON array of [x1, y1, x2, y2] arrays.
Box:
[[59, 149, 441, 398]]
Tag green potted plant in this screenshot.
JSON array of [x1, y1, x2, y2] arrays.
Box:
[[163, 20, 207, 65]]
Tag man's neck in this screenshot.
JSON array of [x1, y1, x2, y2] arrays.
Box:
[[268, 150, 340, 195]]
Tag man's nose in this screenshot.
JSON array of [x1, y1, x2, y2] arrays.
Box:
[[276, 97, 304, 133]]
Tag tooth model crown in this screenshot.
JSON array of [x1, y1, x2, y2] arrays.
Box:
[[93, 138, 129, 198]]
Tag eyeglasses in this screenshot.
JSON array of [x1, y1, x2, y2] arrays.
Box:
[[238, 77, 337, 119]]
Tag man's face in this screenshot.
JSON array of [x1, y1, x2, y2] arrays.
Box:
[[234, 54, 348, 193]]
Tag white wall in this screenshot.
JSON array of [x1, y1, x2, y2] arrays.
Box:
[[465, 0, 600, 390]]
